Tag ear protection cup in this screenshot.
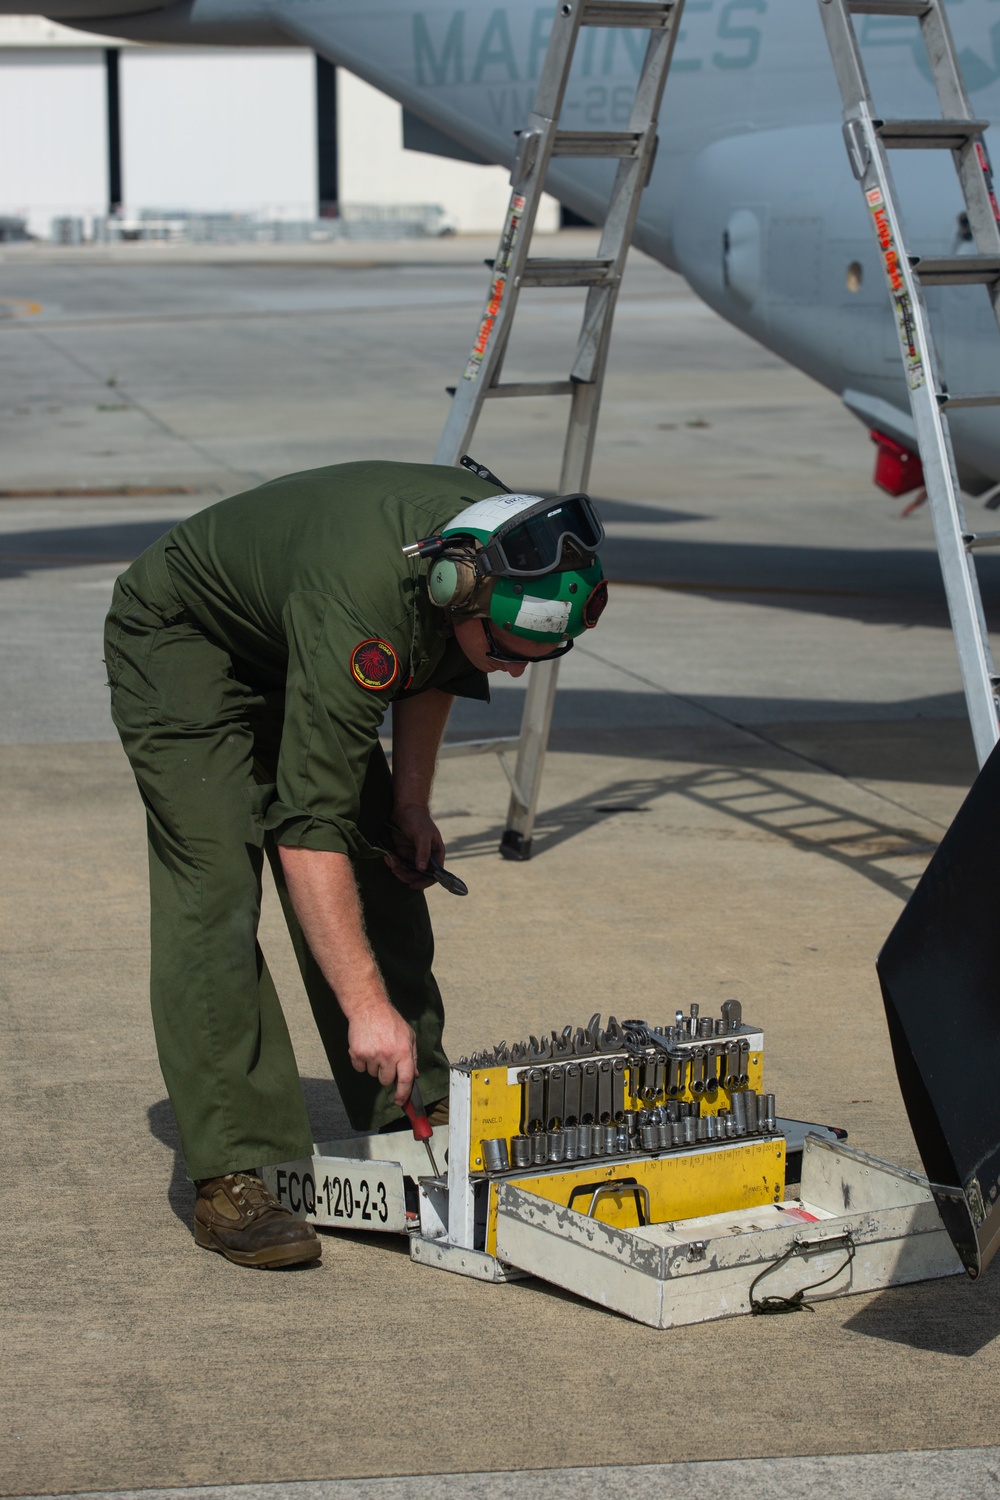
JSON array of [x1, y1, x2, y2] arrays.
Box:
[[427, 547, 481, 609]]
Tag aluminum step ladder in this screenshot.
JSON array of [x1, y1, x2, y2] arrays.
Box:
[[434, 0, 685, 859], [819, 0, 1000, 766]]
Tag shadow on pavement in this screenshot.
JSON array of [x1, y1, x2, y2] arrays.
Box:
[[444, 707, 978, 787], [148, 1077, 354, 1228], [843, 1275, 1000, 1357], [445, 760, 947, 902], [147, 1096, 193, 1227], [0, 521, 181, 576]]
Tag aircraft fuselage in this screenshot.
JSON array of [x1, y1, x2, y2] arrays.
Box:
[[18, 0, 1000, 484]]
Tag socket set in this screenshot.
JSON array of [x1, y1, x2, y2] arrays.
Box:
[[483, 1092, 779, 1174], [463, 1002, 780, 1178]]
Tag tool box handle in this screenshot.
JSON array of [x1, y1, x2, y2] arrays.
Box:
[[568, 1178, 651, 1228]]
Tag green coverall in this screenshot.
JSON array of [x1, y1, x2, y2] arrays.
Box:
[[104, 461, 495, 1181]]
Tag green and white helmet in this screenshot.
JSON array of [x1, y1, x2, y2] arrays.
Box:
[[429, 491, 609, 645]]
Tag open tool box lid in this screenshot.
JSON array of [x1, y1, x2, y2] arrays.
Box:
[[493, 1135, 963, 1329], [877, 740, 1000, 1279]]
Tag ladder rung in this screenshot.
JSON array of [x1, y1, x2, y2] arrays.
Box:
[[846, 1, 931, 13], [520, 258, 616, 288], [938, 393, 1000, 410], [963, 532, 1000, 552], [484, 381, 578, 399], [581, 1, 676, 28], [876, 118, 987, 150], [911, 255, 1000, 285], [553, 131, 645, 159]]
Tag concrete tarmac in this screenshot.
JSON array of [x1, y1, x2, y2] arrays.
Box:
[[1, 235, 998, 1499]]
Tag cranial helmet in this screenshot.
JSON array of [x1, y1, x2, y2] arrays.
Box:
[[407, 491, 609, 645]]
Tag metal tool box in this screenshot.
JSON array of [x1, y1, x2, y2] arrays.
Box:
[[493, 1136, 962, 1328], [265, 1007, 965, 1324]]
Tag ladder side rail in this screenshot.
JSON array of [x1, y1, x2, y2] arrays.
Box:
[[434, 5, 590, 466], [560, 377, 606, 492], [561, 21, 683, 491], [504, 15, 686, 855], [525, 2, 590, 125], [880, 163, 1000, 762], [949, 135, 1000, 336], [915, 0, 975, 121], [952, 138, 1000, 257], [479, 272, 522, 394], [819, 0, 877, 117], [915, 401, 1000, 764], [569, 19, 679, 381], [915, 0, 1000, 332], [841, 97, 1000, 761], [500, 658, 562, 858], [591, 19, 681, 285], [434, 173, 557, 465]]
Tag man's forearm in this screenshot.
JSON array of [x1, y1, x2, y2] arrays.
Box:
[[277, 846, 384, 1017], [390, 688, 454, 811], [278, 845, 419, 1101]]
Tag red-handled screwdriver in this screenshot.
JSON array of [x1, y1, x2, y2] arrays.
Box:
[[403, 1079, 441, 1177]]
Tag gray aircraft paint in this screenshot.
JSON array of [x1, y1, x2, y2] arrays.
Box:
[[12, 0, 1000, 484]]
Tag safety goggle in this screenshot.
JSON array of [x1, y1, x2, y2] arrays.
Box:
[[477, 494, 605, 579], [481, 617, 574, 664]]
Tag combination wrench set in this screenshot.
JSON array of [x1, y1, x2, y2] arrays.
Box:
[[458, 999, 745, 1069]]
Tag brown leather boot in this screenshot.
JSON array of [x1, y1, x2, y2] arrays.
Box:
[[426, 1097, 449, 1128], [193, 1172, 322, 1268]]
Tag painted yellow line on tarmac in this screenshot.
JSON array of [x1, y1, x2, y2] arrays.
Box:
[[0, 298, 42, 317]]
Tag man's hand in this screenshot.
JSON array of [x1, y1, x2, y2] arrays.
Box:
[[385, 803, 445, 889], [347, 998, 418, 1105]]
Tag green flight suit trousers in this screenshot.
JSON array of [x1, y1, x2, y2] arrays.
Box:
[[105, 582, 450, 1181]]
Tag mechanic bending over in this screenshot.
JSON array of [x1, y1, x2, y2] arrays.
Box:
[[105, 460, 608, 1269]]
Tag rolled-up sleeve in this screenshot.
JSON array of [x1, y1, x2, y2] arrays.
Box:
[[263, 592, 400, 856]]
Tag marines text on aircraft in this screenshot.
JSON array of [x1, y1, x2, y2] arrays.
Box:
[[13, 0, 1000, 495]]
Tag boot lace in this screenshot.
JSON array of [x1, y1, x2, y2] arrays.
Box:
[[229, 1172, 280, 1216]]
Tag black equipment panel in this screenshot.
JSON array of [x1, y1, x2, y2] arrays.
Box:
[[877, 741, 1000, 1278]]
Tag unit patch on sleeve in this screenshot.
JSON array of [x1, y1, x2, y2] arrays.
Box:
[[350, 638, 400, 692]]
